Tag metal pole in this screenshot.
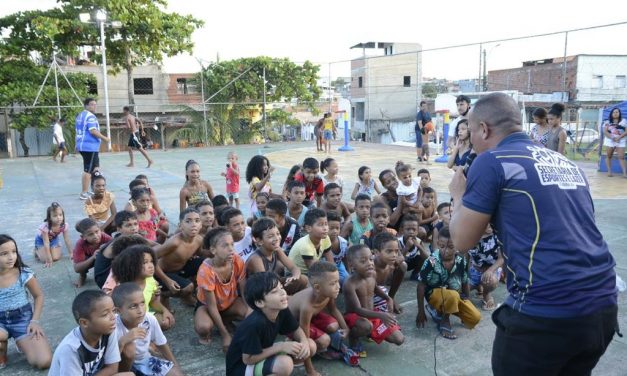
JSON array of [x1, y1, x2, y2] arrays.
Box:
[[478, 43, 482, 92], [53, 52, 61, 120], [199, 62, 208, 146], [328, 62, 332, 114], [100, 20, 112, 151], [482, 48, 487, 91], [262, 66, 266, 140], [562, 31, 569, 101]]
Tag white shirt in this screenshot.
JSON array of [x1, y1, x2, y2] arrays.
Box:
[[49, 326, 120, 376], [234, 226, 255, 262], [396, 178, 420, 205], [115, 313, 166, 361], [53, 122, 65, 144]]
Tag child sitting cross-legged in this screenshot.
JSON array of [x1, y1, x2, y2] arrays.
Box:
[[195, 228, 248, 351], [225, 272, 315, 376], [113, 282, 182, 376], [247, 218, 308, 295], [415, 226, 481, 340], [343, 244, 404, 356], [288, 261, 358, 373]]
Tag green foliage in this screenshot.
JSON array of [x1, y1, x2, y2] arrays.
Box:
[[199, 57, 321, 144], [0, 58, 93, 156]]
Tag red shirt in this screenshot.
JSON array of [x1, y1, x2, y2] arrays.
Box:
[[226, 161, 240, 194], [294, 172, 324, 202], [72, 233, 112, 263]]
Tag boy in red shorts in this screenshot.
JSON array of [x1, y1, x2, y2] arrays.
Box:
[[288, 261, 357, 373], [343, 244, 404, 355]]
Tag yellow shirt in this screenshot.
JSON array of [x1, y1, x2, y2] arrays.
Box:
[[323, 118, 333, 131], [288, 235, 332, 275]]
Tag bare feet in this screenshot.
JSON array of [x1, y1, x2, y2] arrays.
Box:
[[147, 160, 153, 168], [181, 293, 197, 307], [73, 274, 86, 288], [392, 300, 404, 314], [126, 163, 134, 167], [197, 336, 212, 345]]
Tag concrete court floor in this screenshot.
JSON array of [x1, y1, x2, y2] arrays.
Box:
[[0, 140, 625, 376]]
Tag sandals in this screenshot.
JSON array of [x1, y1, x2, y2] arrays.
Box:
[[438, 323, 457, 340], [424, 303, 442, 324]]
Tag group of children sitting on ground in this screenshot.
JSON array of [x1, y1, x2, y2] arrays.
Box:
[[0, 151, 504, 375]]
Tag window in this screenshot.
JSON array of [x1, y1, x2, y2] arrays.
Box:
[[615, 75, 626, 89], [403, 76, 411, 87], [591, 75, 603, 89], [87, 79, 98, 95], [358, 76, 363, 88], [133, 78, 153, 95], [176, 77, 197, 94]]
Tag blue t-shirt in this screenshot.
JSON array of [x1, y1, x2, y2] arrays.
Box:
[[75, 110, 101, 152], [462, 132, 616, 318], [415, 110, 432, 133]]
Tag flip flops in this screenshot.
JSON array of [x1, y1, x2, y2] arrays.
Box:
[[424, 303, 442, 324], [438, 323, 457, 340]]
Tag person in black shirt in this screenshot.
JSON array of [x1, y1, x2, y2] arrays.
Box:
[[226, 272, 314, 376]]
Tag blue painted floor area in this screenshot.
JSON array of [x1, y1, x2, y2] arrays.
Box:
[[0, 142, 625, 376]]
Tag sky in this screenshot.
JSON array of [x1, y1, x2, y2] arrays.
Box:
[[2, 0, 627, 81]]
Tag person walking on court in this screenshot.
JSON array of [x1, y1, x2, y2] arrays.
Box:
[[123, 106, 153, 168]]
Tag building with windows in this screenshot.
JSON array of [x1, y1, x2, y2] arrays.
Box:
[[487, 55, 627, 103], [350, 42, 422, 142]]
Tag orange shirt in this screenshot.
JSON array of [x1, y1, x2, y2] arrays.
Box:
[[196, 255, 246, 311]]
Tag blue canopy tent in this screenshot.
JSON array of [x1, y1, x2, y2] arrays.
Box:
[[598, 101, 627, 173]]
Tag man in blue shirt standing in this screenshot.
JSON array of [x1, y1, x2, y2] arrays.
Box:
[[448, 93, 618, 376], [76, 98, 110, 200]]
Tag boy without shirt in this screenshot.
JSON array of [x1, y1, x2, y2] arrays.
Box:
[[321, 183, 351, 224], [432, 202, 451, 245], [419, 187, 438, 241], [372, 232, 404, 314], [247, 218, 308, 295], [289, 261, 355, 374], [286, 181, 308, 226], [360, 202, 407, 313], [222, 208, 255, 263], [265, 199, 301, 255], [398, 214, 430, 280], [154, 208, 203, 307], [288, 209, 333, 276], [343, 244, 404, 353]]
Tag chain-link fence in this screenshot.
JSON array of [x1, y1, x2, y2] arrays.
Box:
[[2, 22, 625, 160]]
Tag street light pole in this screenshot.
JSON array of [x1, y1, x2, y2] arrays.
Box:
[[99, 17, 112, 151]]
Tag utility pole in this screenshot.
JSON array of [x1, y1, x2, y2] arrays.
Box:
[[262, 67, 267, 140], [478, 43, 482, 92], [482, 48, 487, 91], [562, 32, 569, 102]]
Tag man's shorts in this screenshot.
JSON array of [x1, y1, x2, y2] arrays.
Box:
[[158, 256, 203, 292], [344, 312, 400, 344], [128, 132, 143, 149], [415, 133, 423, 148], [469, 265, 503, 287], [0, 304, 33, 341], [58, 142, 67, 151], [80, 151, 100, 173], [323, 130, 333, 140], [227, 192, 240, 200]]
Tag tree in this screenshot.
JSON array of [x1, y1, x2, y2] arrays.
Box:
[[0, 59, 93, 156], [0, 0, 203, 108], [199, 56, 321, 144]]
